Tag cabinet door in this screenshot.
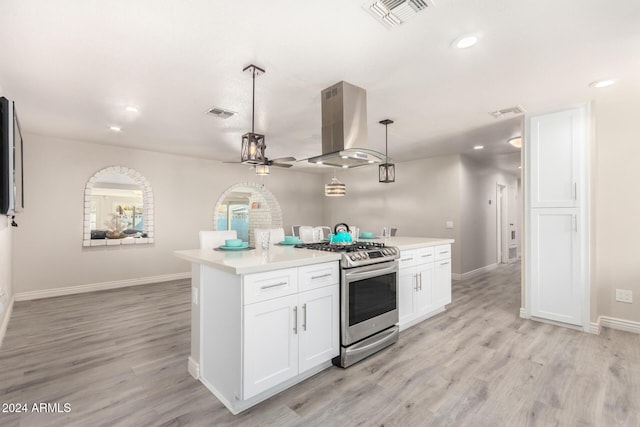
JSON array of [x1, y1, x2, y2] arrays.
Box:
[[530, 209, 582, 325], [243, 294, 299, 399], [528, 106, 586, 208], [298, 285, 339, 373], [433, 259, 452, 307], [398, 268, 416, 324], [415, 263, 434, 314]]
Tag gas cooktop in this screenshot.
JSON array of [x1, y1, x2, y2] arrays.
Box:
[[295, 241, 399, 268]]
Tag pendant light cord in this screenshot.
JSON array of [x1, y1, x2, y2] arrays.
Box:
[[251, 69, 256, 134], [385, 123, 388, 162]]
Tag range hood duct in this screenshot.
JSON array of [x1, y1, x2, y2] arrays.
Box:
[[307, 81, 387, 168]]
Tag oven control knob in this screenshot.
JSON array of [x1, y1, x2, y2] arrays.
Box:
[[361, 252, 368, 259], [350, 254, 357, 261]]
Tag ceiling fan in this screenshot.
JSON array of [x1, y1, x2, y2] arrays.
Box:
[[251, 156, 297, 175], [222, 63, 296, 175]]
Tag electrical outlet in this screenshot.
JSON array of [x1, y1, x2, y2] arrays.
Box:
[[615, 289, 633, 304], [192, 287, 199, 305]]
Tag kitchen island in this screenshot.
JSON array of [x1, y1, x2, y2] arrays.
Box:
[[174, 236, 453, 414]]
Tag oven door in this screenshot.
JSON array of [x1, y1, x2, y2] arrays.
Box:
[[341, 261, 399, 346]]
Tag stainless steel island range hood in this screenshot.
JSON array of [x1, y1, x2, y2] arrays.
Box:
[[307, 81, 388, 168]]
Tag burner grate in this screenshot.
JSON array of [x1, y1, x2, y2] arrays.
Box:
[[295, 241, 387, 252]]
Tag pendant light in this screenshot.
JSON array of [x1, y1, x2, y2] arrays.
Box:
[[241, 64, 266, 165], [325, 171, 346, 196], [379, 119, 395, 183]]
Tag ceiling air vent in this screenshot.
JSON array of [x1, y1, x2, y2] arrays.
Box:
[[365, 0, 433, 28], [489, 105, 526, 119], [206, 106, 237, 119]]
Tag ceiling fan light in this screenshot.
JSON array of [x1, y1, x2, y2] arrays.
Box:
[[325, 177, 346, 197], [255, 164, 270, 176]]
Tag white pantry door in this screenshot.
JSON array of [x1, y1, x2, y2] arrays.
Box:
[[530, 209, 582, 325], [526, 104, 588, 328]]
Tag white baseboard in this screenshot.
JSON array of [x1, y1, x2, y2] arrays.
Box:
[[452, 263, 498, 281], [588, 322, 601, 335], [14, 272, 191, 301], [519, 308, 530, 319], [0, 296, 14, 348], [187, 356, 200, 380], [599, 316, 640, 334]]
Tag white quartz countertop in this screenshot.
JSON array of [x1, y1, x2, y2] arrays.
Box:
[[174, 246, 341, 275], [175, 236, 453, 275]]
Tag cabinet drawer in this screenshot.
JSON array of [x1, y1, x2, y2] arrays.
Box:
[[398, 250, 417, 269], [298, 262, 339, 292], [244, 268, 298, 305], [435, 244, 451, 261], [415, 247, 435, 265]]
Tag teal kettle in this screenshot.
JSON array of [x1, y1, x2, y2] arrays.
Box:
[[331, 223, 353, 244]]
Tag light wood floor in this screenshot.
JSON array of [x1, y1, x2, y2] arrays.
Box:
[[1, 263, 639, 426]]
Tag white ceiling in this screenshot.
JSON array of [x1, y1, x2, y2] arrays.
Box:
[[1, 0, 639, 175]]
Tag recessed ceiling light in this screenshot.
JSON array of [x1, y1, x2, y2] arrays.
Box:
[[317, 161, 323, 165], [125, 106, 139, 113], [368, 160, 375, 164], [518, 166, 522, 169], [589, 79, 617, 88], [109, 126, 121, 132], [342, 165, 349, 169], [508, 136, 522, 148], [341, 155, 349, 159], [473, 145, 484, 150], [453, 35, 479, 49]]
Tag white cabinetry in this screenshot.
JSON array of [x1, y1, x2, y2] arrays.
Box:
[[243, 294, 299, 398], [242, 262, 339, 399], [526, 104, 588, 328], [529, 107, 585, 208], [398, 244, 451, 330]]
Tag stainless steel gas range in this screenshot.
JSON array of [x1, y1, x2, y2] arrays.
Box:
[[296, 241, 400, 367]]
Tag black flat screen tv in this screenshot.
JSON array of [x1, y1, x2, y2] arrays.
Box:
[[0, 96, 24, 215]]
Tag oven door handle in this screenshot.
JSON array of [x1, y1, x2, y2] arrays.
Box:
[[344, 263, 398, 281]]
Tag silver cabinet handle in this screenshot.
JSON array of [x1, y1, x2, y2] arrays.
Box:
[[260, 281, 287, 290], [573, 214, 577, 232], [302, 304, 307, 331], [311, 273, 332, 280], [440, 261, 450, 266], [401, 257, 413, 262], [419, 273, 422, 291], [574, 182, 577, 201], [421, 254, 432, 258], [293, 306, 298, 334], [413, 274, 418, 291], [439, 251, 449, 255]]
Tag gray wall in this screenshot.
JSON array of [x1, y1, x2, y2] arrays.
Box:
[[459, 155, 519, 274], [0, 217, 12, 330], [323, 155, 462, 274], [12, 133, 325, 294]]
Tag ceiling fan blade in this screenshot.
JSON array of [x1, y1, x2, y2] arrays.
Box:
[[271, 163, 293, 168], [269, 156, 296, 163]]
